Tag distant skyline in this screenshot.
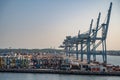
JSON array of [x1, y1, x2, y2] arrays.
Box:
[[0, 0, 120, 50]]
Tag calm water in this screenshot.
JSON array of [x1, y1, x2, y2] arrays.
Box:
[[0, 55, 120, 80], [0, 73, 120, 80]]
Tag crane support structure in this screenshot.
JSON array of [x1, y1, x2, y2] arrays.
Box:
[[60, 2, 112, 64]]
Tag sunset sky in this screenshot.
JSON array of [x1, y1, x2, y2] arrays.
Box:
[[0, 0, 120, 50]]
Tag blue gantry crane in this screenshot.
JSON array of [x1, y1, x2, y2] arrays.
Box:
[[60, 2, 112, 64]]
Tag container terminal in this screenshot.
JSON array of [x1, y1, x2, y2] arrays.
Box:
[[0, 2, 120, 76]]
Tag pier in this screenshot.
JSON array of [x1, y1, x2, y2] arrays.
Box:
[[0, 69, 120, 76]]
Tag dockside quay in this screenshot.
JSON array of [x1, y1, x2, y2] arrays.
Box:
[[0, 52, 120, 74]]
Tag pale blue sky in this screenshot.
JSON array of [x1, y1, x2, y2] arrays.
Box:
[[0, 0, 120, 50]]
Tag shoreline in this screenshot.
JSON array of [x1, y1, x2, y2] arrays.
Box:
[[0, 69, 120, 76]]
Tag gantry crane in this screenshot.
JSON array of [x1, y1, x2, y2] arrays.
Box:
[[60, 2, 112, 64]]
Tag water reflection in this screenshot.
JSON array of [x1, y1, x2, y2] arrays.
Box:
[[0, 73, 119, 80]]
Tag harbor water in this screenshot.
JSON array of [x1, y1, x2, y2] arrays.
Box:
[[0, 55, 120, 80]]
